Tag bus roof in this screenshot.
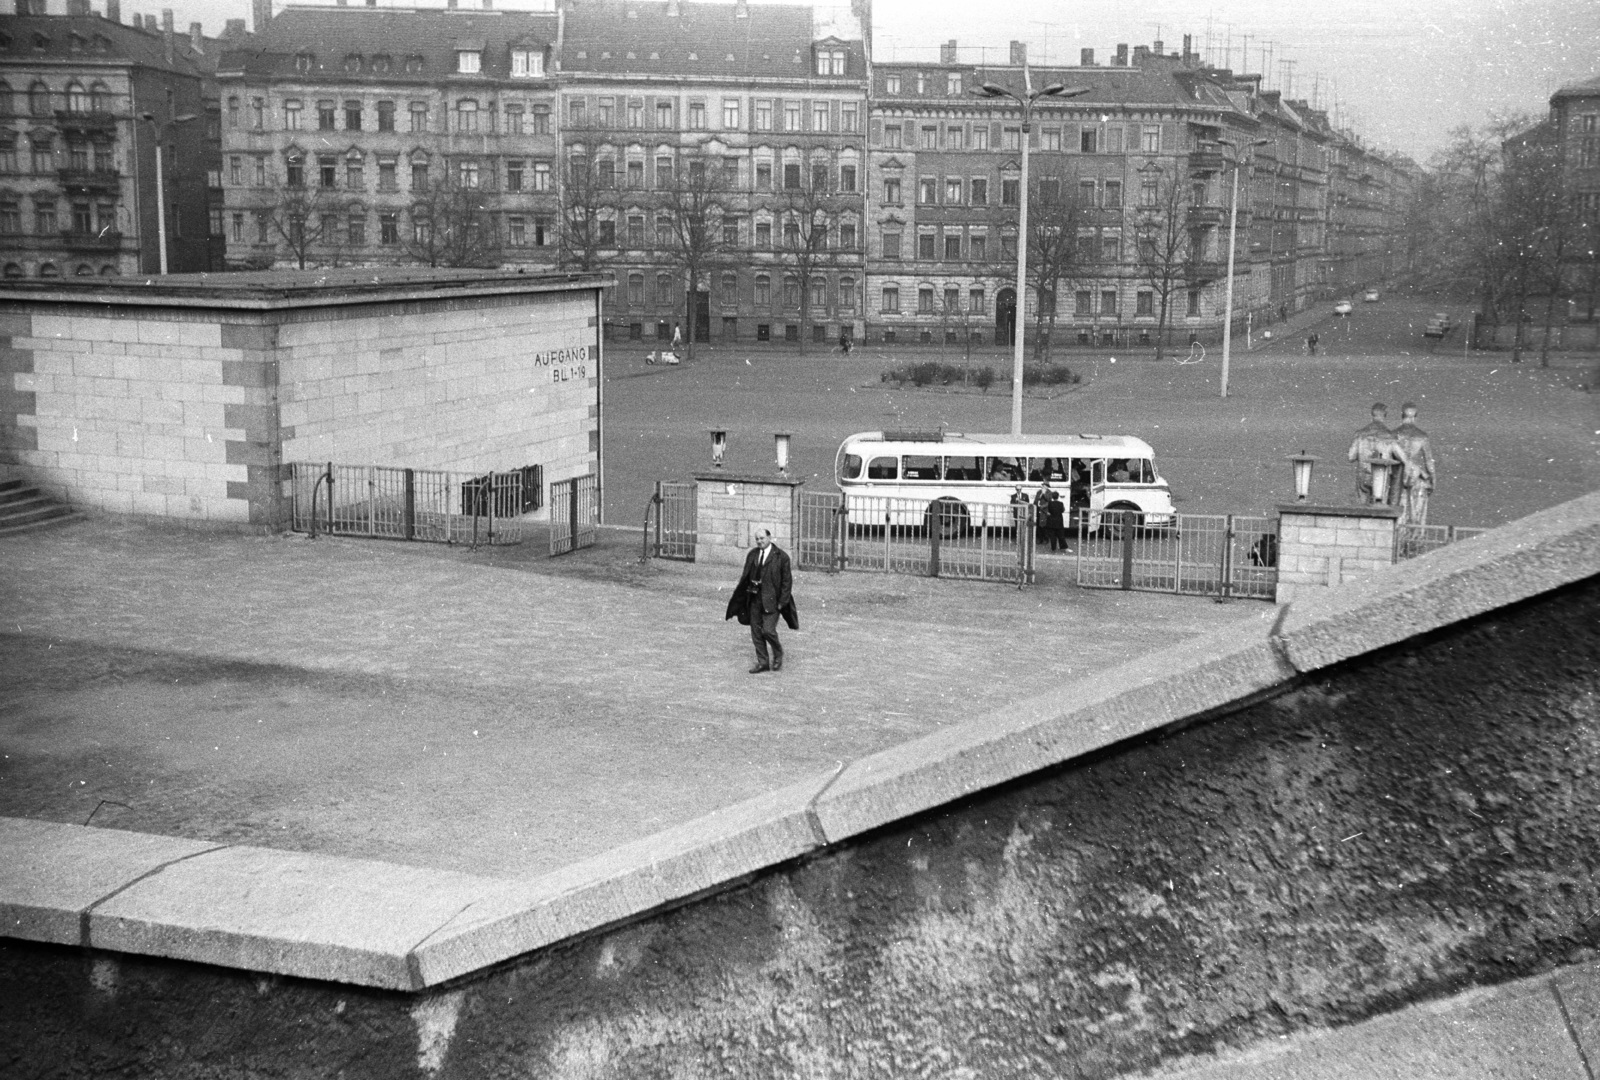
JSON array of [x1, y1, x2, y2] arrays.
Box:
[[841, 431, 1156, 456]]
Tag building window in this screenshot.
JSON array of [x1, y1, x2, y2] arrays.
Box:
[[918, 286, 934, 313], [755, 100, 773, 130], [945, 177, 963, 204], [507, 216, 526, 245], [226, 96, 239, 127], [285, 152, 304, 188], [918, 177, 937, 203], [745, 273, 766, 306], [1042, 127, 1060, 151], [409, 102, 428, 132], [1002, 127, 1021, 151], [723, 99, 740, 129], [783, 276, 801, 308], [345, 100, 362, 130], [625, 101, 642, 127], [284, 100, 302, 130], [530, 106, 550, 134], [839, 222, 857, 248], [27, 135, 53, 173], [918, 233, 936, 259], [533, 162, 551, 190], [656, 101, 673, 128], [506, 159, 524, 191], [1142, 125, 1161, 152], [503, 105, 524, 135], [657, 155, 674, 188], [457, 50, 481, 74], [1001, 178, 1019, 206], [458, 160, 479, 188], [839, 277, 855, 308], [456, 100, 479, 133], [627, 159, 644, 188], [1101, 290, 1117, 315], [883, 177, 900, 204], [376, 155, 397, 191], [33, 199, 56, 234], [688, 101, 706, 129], [1187, 289, 1201, 316], [969, 287, 985, 313], [70, 201, 91, 233], [1136, 291, 1154, 316], [377, 100, 395, 132], [317, 100, 336, 130], [945, 125, 965, 150], [841, 103, 860, 132], [784, 219, 800, 247], [919, 125, 937, 149], [411, 153, 429, 191], [884, 124, 902, 149], [946, 72, 963, 95], [970, 234, 987, 260], [944, 234, 961, 260], [784, 102, 801, 131], [376, 212, 396, 244], [569, 98, 586, 126], [1105, 180, 1123, 208], [816, 48, 846, 75], [812, 163, 829, 190], [882, 230, 901, 259], [230, 211, 244, 242], [228, 155, 243, 185], [511, 49, 544, 77], [970, 124, 988, 151], [812, 102, 830, 131]]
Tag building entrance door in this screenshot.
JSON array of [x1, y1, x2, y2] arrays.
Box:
[[694, 290, 711, 342], [996, 287, 1017, 346]]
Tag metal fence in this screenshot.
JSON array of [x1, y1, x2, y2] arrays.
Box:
[[642, 481, 697, 560], [289, 461, 536, 546], [1397, 524, 1487, 561], [1075, 512, 1278, 601], [549, 474, 600, 556], [798, 492, 1035, 585]]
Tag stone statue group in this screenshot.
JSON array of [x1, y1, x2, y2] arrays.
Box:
[[1347, 402, 1437, 526]]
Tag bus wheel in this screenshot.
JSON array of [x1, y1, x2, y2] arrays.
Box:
[[1102, 503, 1143, 540], [925, 498, 969, 540]]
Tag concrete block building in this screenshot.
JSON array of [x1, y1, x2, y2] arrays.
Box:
[[0, 268, 608, 528]]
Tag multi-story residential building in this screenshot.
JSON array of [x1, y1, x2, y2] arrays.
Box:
[[1549, 74, 1600, 320], [0, 0, 224, 278], [217, 4, 561, 271], [560, 0, 867, 346], [1323, 130, 1416, 295]]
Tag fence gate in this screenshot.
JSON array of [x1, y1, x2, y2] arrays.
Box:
[[289, 461, 534, 546], [549, 474, 599, 556], [643, 481, 697, 560], [1076, 512, 1278, 601], [797, 493, 1035, 585]]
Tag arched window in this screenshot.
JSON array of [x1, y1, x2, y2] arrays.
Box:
[[75, 263, 92, 276], [0, 81, 13, 117], [38, 262, 59, 277], [409, 149, 429, 191], [754, 273, 771, 306], [284, 149, 304, 188], [655, 272, 672, 306], [66, 83, 88, 113], [100, 264, 119, 276], [2, 263, 22, 278], [89, 82, 109, 113], [29, 82, 51, 117]]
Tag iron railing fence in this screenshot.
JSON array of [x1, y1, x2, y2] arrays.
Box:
[[642, 481, 697, 560], [800, 492, 1035, 585], [1075, 512, 1278, 601], [1397, 524, 1487, 561], [549, 474, 600, 556], [289, 461, 536, 546]]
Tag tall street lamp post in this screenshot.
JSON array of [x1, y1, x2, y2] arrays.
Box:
[[975, 80, 1089, 435], [139, 111, 197, 274], [1217, 137, 1269, 398]]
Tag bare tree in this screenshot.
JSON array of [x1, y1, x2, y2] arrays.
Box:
[[1026, 166, 1088, 361], [1133, 165, 1201, 362], [555, 149, 614, 274], [655, 148, 733, 361], [403, 179, 501, 268], [776, 174, 849, 354], [262, 185, 337, 270]]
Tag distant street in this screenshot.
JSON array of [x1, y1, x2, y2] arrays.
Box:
[[601, 293, 1599, 532]]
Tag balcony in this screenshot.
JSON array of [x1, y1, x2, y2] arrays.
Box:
[[1188, 149, 1225, 173], [1187, 205, 1225, 226], [58, 168, 122, 193], [59, 229, 123, 252], [54, 110, 119, 136]]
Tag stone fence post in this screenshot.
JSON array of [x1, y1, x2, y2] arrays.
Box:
[[1275, 503, 1400, 604], [693, 473, 805, 566]]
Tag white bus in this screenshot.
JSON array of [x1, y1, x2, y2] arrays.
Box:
[[834, 430, 1177, 535]]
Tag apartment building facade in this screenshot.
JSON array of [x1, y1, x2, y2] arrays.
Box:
[[216, 6, 562, 271], [1549, 74, 1599, 319], [559, 0, 868, 346], [0, 1, 223, 278]]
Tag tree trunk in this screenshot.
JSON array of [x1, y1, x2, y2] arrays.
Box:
[[683, 282, 695, 362], [798, 289, 808, 355], [1540, 288, 1558, 367], [1511, 277, 1527, 363], [1155, 291, 1170, 361]]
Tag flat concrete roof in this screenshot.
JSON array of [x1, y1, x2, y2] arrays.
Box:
[[0, 267, 614, 312]]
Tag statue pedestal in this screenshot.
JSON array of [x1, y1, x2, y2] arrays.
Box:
[[694, 473, 805, 566], [1275, 503, 1400, 604]]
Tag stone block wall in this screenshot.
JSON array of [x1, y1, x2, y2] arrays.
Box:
[[1275, 503, 1399, 603], [694, 473, 803, 566]]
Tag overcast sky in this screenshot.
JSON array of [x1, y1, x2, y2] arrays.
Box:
[[155, 0, 1598, 161]]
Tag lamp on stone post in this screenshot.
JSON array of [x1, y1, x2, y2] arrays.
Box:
[[708, 428, 728, 469], [1216, 137, 1270, 398], [138, 111, 197, 275], [1364, 454, 1395, 505], [773, 431, 792, 476], [974, 79, 1090, 436], [1289, 451, 1318, 502]]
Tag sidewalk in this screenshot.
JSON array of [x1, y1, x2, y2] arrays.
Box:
[[1138, 959, 1600, 1079]]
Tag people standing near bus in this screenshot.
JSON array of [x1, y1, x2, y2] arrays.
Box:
[[724, 528, 797, 674], [1045, 489, 1067, 551]]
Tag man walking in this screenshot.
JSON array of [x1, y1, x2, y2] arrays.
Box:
[[724, 527, 797, 673], [1393, 402, 1438, 527]]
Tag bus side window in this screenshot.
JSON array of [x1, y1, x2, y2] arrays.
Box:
[[944, 456, 982, 481], [1133, 459, 1153, 483], [841, 454, 863, 480], [866, 456, 898, 480], [903, 455, 941, 481]]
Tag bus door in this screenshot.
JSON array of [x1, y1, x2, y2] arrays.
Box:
[[1087, 459, 1110, 526]]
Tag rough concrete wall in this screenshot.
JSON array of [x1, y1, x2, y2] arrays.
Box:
[[2, 577, 1596, 1079], [694, 474, 803, 566], [1276, 506, 1399, 602], [277, 292, 598, 486]]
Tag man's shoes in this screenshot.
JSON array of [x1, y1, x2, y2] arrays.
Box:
[[771, 656, 783, 672], [749, 663, 770, 674]]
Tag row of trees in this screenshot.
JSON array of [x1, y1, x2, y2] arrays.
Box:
[[1413, 116, 1598, 364]]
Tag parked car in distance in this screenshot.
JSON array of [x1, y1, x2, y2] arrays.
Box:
[[1363, 289, 1380, 302], [1423, 313, 1453, 338], [1334, 300, 1354, 316]]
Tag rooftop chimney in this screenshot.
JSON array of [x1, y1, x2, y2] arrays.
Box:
[[940, 39, 957, 64], [1183, 33, 1192, 62], [1114, 43, 1128, 66], [666, 0, 678, 14], [735, 0, 748, 17], [189, 21, 202, 52], [162, 8, 174, 63], [1008, 40, 1026, 66], [447, 0, 458, 8], [252, 0, 271, 32], [66, 0, 91, 15], [1080, 47, 1094, 66], [1133, 44, 1150, 63], [1153, 39, 1163, 55], [222, 17, 246, 38], [106, 0, 121, 22]]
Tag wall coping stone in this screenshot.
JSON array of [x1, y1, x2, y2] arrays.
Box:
[[694, 473, 806, 488], [1277, 502, 1401, 519], [1, 491, 1596, 991]]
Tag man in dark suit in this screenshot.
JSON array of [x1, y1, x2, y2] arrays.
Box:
[[723, 528, 798, 673]]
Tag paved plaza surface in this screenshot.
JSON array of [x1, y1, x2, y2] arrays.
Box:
[[0, 518, 1269, 878], [603, 293, 1598, 531]]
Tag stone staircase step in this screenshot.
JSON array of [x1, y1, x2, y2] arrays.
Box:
[[0, 482, 83, 536]]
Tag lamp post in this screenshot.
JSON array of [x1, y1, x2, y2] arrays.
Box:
[[138, 111, 197, 274], [773, 432, 792, 476], [1217, 137, 1269, 398], [974, 80, 1090, 435], [708, 427, 728, 468], [1289, 451, 1318, 502]]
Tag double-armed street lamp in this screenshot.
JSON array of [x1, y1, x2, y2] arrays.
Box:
[[1216, 137, 1270, 398], [973, 79, 1090, 435], [138, 111, 197, 274]]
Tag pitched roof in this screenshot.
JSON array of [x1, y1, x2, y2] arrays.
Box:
[[1552, 73, 1600, 101], [0, 15, 211, 78], [561, 0, 861, 81], [220, 7, 557, 82]]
